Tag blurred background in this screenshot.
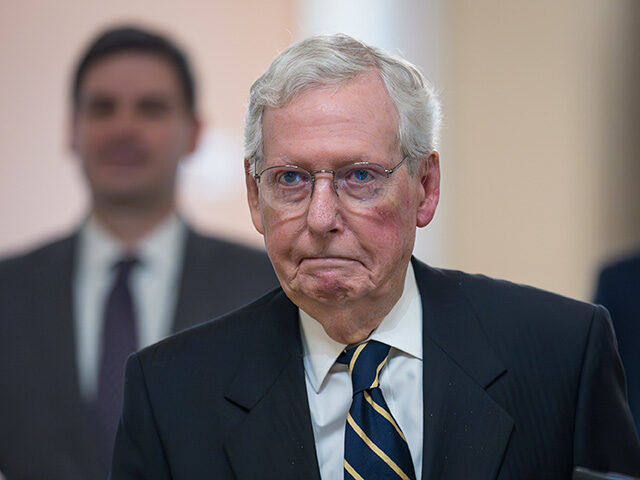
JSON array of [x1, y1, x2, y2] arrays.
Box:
[[1, 0, 638, 301]]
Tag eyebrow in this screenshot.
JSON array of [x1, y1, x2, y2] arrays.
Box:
[[77, 92, 178, 111], [136, 95, 173, 108], [79, 89, 174, 101]]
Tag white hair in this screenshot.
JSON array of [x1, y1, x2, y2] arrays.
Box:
[[244, 33, 441, 175]]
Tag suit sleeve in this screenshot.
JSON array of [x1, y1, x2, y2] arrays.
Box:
[[110, 354, 172, 480], [573, 304, 640, 475]]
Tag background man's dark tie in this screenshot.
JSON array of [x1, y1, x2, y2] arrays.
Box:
[[96, 256, 138, 450]]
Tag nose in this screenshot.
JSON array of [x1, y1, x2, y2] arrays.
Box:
[[306, 174, 341, 235], [107, 107, 142, 139]]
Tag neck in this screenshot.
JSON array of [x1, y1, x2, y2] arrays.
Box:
[[294, 287, 403, 345], [91, 199, 175, 250]]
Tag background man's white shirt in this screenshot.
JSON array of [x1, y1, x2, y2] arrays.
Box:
[[300, 262, 424, 479], [73, 214, 186, 400]]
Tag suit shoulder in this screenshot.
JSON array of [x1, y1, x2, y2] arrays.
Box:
[[0, 234, 75, 280], [597, 251, 640, 284], [430, 265, 601, 335], [187, 230, 266, 256], [136, 287, 283, 364], [185, 231, 272, 268], [183, 230, 277, 293], [458, 268, 590, 307], [422, 266, 611, 391], [594, 250, 640, 320]]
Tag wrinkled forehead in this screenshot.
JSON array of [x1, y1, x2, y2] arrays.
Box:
[[261, 72, 400, 170], [268, 70, 397, 119]]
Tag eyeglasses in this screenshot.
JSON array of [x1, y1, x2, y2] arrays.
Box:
[[253, 157, 407, 211]]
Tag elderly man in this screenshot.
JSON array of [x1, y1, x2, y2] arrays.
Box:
[[111, 34, 640, 479]]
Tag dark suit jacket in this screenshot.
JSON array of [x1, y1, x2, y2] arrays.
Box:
[[110, 258, 640, 479], [0, 228, 278, 480], [595, 251, 640, 435]]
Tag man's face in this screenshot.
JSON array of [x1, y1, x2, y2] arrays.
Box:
[[246, 70, 440, 327], [71, 52, 199, 208]]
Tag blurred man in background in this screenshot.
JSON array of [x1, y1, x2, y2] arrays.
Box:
[[0, 25, 277, 479], [595, 250, 640, 436]]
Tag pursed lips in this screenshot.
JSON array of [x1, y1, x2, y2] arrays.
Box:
[[299, 256, 361, 266]]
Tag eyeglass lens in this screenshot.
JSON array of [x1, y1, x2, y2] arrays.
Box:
[[258, 162, 394, 209]]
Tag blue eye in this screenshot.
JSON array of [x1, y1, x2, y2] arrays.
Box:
[[279, 170, 302, 185], [355, 169, 370, 182], [345, 167, 376, 184]]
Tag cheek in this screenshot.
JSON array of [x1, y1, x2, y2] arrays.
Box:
[[74, 124, 101, 152], [363, 203, 416, 260], [261, 208, 305, 258], [152, 126, 182, 152], [370, 205, 407, 240]]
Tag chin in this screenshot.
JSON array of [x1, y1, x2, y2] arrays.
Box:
[[299, 278, 368, 304], [280, 265, 374, 305]]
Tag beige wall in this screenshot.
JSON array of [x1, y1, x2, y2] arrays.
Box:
[[441, 0, 640, 300], [0, 0, 294, 255]]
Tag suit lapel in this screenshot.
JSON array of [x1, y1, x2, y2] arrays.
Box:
[[32, 235, 79, 402], [223, 291, 321, 480], [413, 259, 514, 480], [29, 234, 108, 475], [171, 229, 208, 333]]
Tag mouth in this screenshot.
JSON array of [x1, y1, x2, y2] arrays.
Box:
[[299, 256, 361, 266], [99, 145, 148, 166]]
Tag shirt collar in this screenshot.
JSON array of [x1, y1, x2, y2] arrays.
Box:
[[78, 216, 121, 275], [78, 213, 185, 274], [136, 214, 185, 275], [299, 262, 423, 393]]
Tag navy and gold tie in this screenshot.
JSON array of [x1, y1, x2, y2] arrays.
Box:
[[338, 341, 416, 480]]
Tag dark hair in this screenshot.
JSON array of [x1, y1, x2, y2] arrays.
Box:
[[72, 25, 196, 113]]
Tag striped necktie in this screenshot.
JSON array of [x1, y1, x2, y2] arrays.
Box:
[[337, 341, 416, 480]]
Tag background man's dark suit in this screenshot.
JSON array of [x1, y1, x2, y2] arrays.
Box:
[[111, 259, 640, 480], [0, 228, 278, 480], [595, 251, 640, 435]]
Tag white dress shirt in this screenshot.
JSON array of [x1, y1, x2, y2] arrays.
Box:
[[73, 214, 186, 400], [300, 263, 424, 479]]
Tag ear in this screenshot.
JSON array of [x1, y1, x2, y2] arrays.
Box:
[[245, 158, 264, 234], [186, 115, 202, 154], [416, 151, 440, 228]]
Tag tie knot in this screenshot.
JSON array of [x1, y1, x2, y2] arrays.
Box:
[[112, 256, 139, 279], [337, 341, 390, 395]]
